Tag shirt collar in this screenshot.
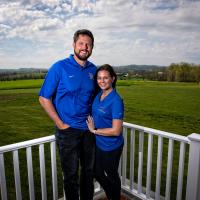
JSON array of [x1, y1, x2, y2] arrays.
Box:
[[99, 89, 116, 101], [69, 54, 91, 69]]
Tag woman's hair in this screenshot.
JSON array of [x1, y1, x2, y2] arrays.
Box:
[[73, 29, 94, 47], [96, 64, 117, 88], [93, 64, 117, 97]]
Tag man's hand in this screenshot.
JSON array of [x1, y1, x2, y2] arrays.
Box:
[[57, 121, 70, 130], [39, 96, 70, 129]]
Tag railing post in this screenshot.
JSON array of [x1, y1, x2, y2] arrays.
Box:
[[0, 154, 7, 200], [186, 133, 200, 200]]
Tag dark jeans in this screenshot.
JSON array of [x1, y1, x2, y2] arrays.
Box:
[[56, 127, 95, 200], [95, 145, 123, 200]]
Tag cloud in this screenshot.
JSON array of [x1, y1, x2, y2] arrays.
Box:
[[0, 0, 200, 68]]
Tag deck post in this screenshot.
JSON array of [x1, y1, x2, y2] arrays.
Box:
[[186, 133, 200, 200]]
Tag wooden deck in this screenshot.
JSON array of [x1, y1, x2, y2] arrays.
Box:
[[98, 196, 128, 200], [97, 194, 138, 200]]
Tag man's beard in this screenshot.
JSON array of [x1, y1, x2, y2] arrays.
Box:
[[74, 50, 92, 61]]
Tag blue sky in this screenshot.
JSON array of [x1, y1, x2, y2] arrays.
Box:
[[0, 0, 200, 69]]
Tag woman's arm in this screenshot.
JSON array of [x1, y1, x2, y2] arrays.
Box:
[[86, 116, 123, 136], [95, 119, 123, 136]]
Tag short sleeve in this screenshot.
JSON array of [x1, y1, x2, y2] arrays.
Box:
[[39, 64, 60, 99], [112, 97, 124, 119]]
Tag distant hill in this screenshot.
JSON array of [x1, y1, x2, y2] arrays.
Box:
[[0, 65, 167, 81], [0, 68, 47, 73], [112, 64, 166, 73], [0, 68, 48, 81], [0, 65, 166, 73], [1, 62, 199, 83]]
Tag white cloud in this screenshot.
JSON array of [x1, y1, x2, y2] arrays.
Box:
[[0, 0, 200, 68]]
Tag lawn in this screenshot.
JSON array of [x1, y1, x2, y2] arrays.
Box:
[[117, 80, 200, 199], [0, 79, 199, 199], [118, 80, 200, 135]]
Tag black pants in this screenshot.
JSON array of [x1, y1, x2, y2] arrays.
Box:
[[95, 145, 123, 200], [56, 127, 95, 200]]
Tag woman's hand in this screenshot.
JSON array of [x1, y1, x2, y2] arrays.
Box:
[[86, 116, 95, 133]]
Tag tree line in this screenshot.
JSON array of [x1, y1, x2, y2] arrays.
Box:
[[142, 63, 200, 83], [0, 63, 200, 83], [0, 70, 47, 81], [117, 63, 200, 83]]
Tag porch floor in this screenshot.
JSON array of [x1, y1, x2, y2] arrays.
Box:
[[98, 195, 130, 200], [97, 193, 140, 200]]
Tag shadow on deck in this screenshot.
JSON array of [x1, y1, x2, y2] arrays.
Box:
[[94, 190, 141, 200], [97, 195, 132, 200]]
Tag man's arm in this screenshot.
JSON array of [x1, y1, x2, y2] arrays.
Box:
[[39, 96, 69, 130]]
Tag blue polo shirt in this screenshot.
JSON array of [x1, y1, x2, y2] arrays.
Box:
[[39, 54, 97, 130], [92, 89, 124, 151]]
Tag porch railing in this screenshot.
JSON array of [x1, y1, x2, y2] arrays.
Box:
[[0, 122, 200, 200]]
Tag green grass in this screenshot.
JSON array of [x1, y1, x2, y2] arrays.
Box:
[[116, 80, 200, 199], [0, 86, 63, 199], [0, 79, 44, 90], [117, 80, 200, 135], [0, 79, 200, 199]]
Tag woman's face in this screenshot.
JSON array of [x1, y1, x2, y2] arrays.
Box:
[[97, 70, 114, 90]]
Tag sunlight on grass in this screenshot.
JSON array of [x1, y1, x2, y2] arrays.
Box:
[[0, 79, 199, 199]]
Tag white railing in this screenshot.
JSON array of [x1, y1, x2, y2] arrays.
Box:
[[0, 136, 58, 200], [0, 122, 200, 200], [121, 122, 200, 200]]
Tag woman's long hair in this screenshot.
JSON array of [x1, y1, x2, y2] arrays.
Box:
[[93, 64, 117, 97]]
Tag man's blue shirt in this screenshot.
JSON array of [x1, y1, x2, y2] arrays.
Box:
[[92, 89, 124, 151], [39, 54, 97, 130]]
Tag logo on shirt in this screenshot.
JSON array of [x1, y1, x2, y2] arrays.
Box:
[[98, 107, 106, 114], [88, 73, 94, 80], [68, 75, 75, 78]]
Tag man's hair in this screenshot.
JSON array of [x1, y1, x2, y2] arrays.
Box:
[[73, 29, 94, 47]]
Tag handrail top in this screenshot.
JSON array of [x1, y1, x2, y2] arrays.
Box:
[[0, 135, 55, 154], [0, 122, 194, 154], [123, 122, 190, 143], [188, 133, 200, 142]]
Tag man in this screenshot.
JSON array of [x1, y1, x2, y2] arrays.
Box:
[[39, 29, 96, 200]]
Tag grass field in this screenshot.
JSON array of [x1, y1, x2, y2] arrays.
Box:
[[0, 79, 200, 199], [119, 80, 200, 135]]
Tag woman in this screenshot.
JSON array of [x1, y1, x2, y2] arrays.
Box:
[[86, 64, 124, 200]]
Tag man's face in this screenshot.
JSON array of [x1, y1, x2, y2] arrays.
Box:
[[73, 34, 93, 61]]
